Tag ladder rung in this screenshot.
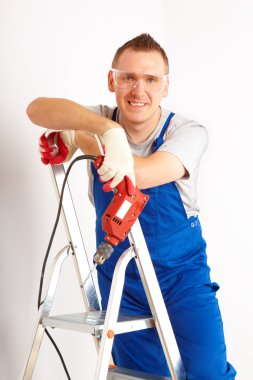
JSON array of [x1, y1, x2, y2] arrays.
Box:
[[43, 311, 154, 337], [108, 367, 171, 380]]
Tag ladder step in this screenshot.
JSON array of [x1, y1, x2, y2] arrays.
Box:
[[108, 367, 171, 380], [43, 310, 154, 337]]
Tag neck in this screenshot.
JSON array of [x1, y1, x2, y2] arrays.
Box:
[[121, 107, 161, 144]]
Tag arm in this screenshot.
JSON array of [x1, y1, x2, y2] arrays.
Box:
[[135, 117, 208, 189], [75, 132, 186, 189], [26, 97, 119, 134], [134, 152, 186, 189]]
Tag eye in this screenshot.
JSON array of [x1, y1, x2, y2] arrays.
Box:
[[147, 77, 155, 83], [145, 75, 161, 85], [124, 74, 135, 82], [147, 76, 160, 84]]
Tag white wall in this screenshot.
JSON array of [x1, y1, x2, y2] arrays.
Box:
[[0, 0, 252, 379], [163, 2, 253, 379], [0, 1, 165, 379]]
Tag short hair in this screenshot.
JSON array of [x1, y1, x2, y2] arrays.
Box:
[[112, 33, 169, 73]]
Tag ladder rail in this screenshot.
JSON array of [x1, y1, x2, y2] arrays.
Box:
[[95, 247, 135, 380], [49, 164, 100, 312], [22, 162, 101, 379]]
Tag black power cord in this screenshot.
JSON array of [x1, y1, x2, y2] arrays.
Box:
[[37, 154, 96, 379]]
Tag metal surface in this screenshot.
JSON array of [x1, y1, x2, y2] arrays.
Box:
[[129, 222, 186, 380], [107, 367, 171, 380], [43, 311, 154, 336]]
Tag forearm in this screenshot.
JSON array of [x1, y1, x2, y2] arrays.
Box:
[[134, 151, 186, 189], [26, 97, 119, 135]]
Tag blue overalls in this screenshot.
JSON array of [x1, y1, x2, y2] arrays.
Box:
[[92, 109, 236, 380]]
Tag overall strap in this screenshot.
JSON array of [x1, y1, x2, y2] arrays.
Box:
[[152, 112, 175, 152], [112, 107, 118, 122]]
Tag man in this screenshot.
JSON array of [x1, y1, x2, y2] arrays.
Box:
[[27, 33, 236, 379]]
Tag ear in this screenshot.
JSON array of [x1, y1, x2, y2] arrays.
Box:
[[108, 70, 115, 92], [162, 77, 169, 98]]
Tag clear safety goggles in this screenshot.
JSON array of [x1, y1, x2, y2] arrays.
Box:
[[111, 69, 168, 92]]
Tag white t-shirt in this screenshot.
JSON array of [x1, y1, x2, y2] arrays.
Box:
[[86, 105, 208, 218]]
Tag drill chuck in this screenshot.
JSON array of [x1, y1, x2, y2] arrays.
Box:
[[94, 241, 114, 265]]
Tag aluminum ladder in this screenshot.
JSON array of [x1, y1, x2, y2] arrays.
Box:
[[21, 161, 186, 380]]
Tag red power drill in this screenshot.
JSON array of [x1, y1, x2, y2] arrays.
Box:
[[93, 156, 150, 265]]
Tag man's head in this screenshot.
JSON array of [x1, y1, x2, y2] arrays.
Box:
[[108, 34, 169, 131], [112, 33, 169, 74]]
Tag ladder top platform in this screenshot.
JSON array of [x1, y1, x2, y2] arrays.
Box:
[[108, 367, 171, 380], [43, 310, 154, 337]]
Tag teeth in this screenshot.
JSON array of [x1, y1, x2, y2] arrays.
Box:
[[129, 101, 145, 107]]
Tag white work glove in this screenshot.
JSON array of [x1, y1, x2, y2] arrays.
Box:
[[39, 129, 78, 165], [97, 128, 135, 190]]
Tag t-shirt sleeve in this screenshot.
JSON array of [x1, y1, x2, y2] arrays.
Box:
[[85, 105, 114, 119], [157, 118, 208, 177]]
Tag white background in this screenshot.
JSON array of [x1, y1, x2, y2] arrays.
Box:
[[0, 0, 252, 379]]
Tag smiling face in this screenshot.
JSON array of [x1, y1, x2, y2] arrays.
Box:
[[108, 48, 169, 136]]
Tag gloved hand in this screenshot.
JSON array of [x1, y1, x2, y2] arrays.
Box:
[[39, 130, 77, 165], [97, 128, 135, 192]]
